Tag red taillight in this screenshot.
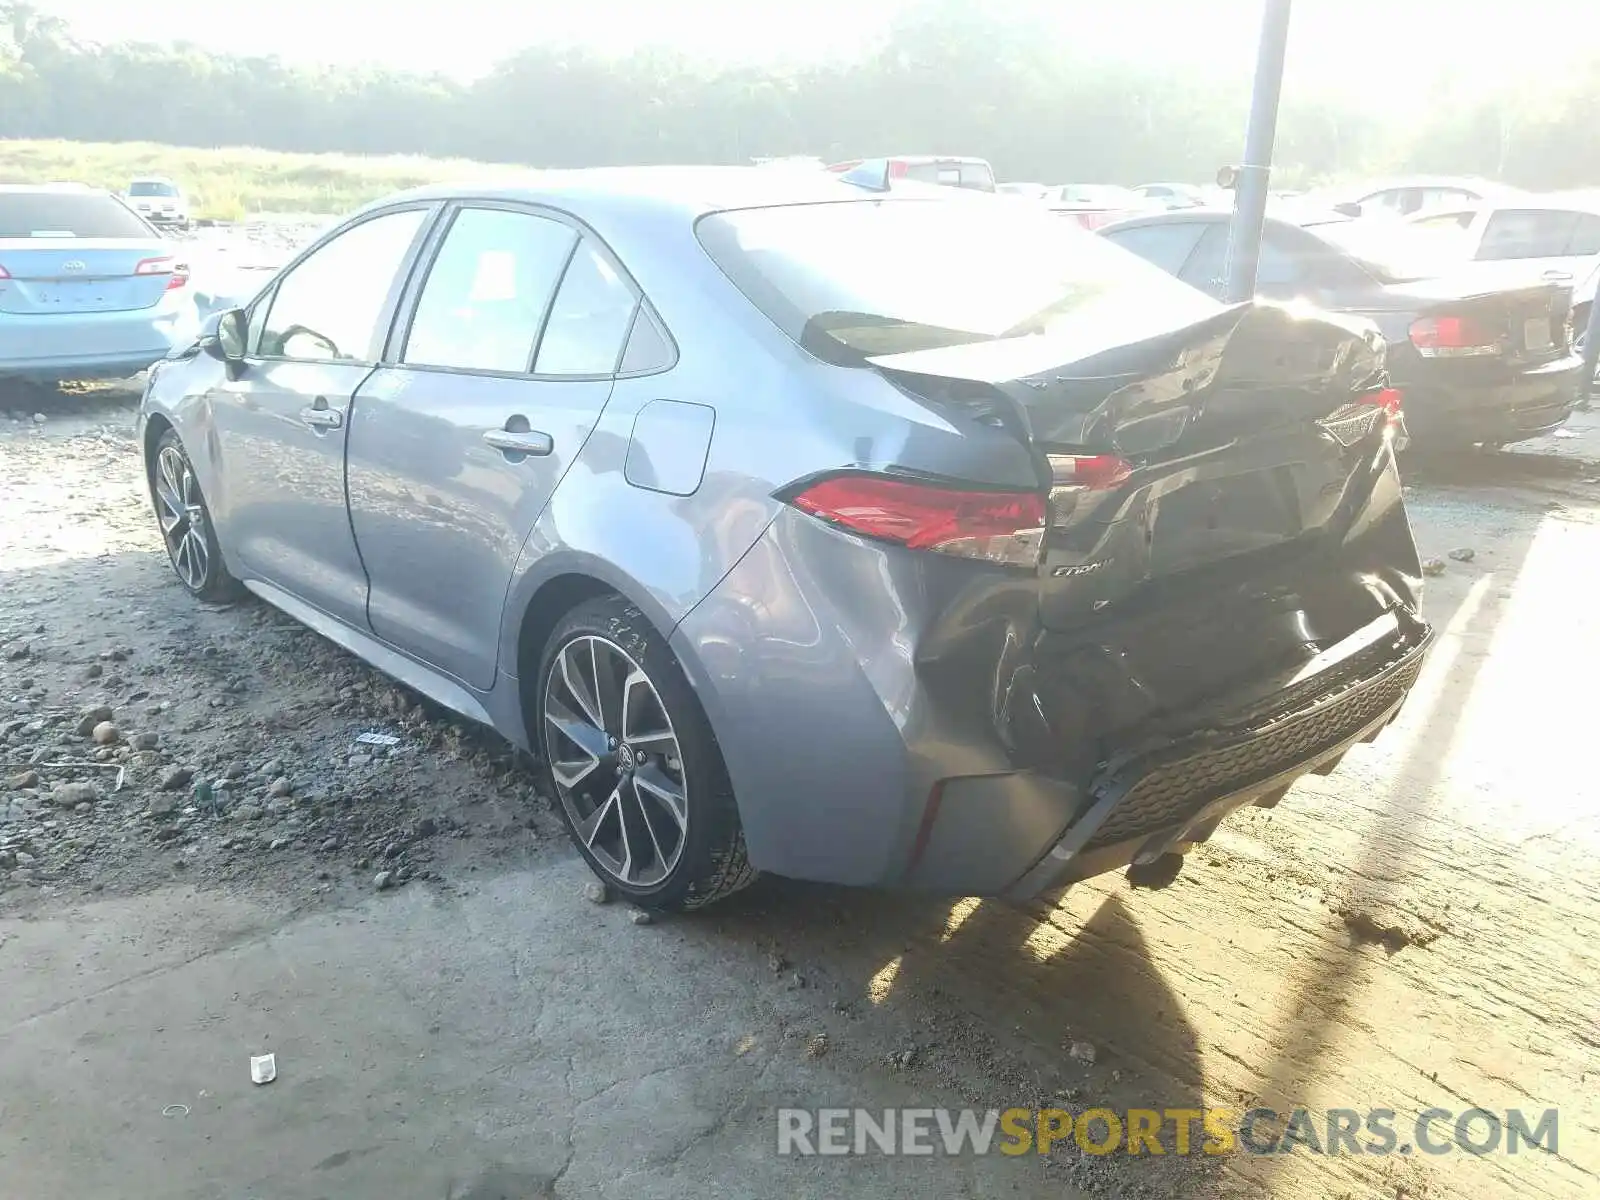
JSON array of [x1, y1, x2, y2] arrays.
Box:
[[1049, 453, 1133, 491], [888, 160, 908, 179], [1409, 315, 1500, 358], [1371, 387, 1403, 416], [0, 263, 9, 280], [787, 474, 1047, 566], [1317, 386, 1406, 448], [135, 256, 188, 290]]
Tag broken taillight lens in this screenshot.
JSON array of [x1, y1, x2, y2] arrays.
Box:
[[786, 473, 1047, 567], [1318, 385, 1406, 448]]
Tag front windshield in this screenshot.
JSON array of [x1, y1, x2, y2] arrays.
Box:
[[1305, 217, 1467, 283], [697, 198, 1220, 362], [129, 181, 178, 198]]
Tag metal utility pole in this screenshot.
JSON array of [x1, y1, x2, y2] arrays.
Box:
[[1223, 0, 1294, 304]]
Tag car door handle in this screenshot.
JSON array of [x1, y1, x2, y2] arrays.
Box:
[[299, 398, 342, 430], [1543, 269, 1573, 280], [483, 429, 553, 456]]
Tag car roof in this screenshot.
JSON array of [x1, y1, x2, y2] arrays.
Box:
[[130, 176, 180, 185], [1344, 175, 1506, 192], [1100, 207, 1357, 238], [370, 165, 977, 222]]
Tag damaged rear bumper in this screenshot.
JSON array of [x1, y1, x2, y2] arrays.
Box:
[[1000, 616, 1431, 899]]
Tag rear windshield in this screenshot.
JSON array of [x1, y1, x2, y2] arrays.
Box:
[[696, 198, 1220, 362], [1303, 217, 1465, 283], [129, 181, 179, 198], [0, 192, 153, 239]]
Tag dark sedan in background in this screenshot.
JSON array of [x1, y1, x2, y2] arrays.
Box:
[[1100, 208, 1585, 448]]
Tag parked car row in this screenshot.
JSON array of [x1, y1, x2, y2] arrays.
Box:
[[0, 182, 195, 381], [1099, 205, 1585, 448]]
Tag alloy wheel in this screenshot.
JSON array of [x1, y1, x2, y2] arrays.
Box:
[[543, 635, 689, 889], [154, 444, 211, 591]]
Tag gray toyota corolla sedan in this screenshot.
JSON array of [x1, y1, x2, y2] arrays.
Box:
[[137, 167, 1433, 910]]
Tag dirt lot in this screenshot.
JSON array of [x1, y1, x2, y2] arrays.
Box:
[[2, 373, 1598, 1198]]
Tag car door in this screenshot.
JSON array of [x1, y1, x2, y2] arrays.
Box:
[[1476, 208, 1600, 289], [344, 203, 653, 689], [210, 204, 434, 627]]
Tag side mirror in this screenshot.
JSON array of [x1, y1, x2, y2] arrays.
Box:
[[1333, 202, 1363, 218], [202, 308, 248, 365]]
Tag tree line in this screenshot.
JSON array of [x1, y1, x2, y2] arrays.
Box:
[[2, 0, 1598, 189]]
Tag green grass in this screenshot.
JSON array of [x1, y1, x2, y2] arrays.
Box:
[[0, 138, 525, 219]]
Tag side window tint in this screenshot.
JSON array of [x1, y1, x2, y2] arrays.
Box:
[[1256, 229, 1306, 287], [1480, 210, 1582, 260], [1103, 222, 1207, 275], [404, 208, 577, 373], [619, 308, 672, 374], [1177, 223, 1228, 295], [1569, 214, 1600, 256], [259, 209, 426, 361], [534, 239, 638, 376], [958, 163, 995, 191]]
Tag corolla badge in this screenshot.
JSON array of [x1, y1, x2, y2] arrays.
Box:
[[61, 260, 86, 272], [1051, 558, 1112, 578]]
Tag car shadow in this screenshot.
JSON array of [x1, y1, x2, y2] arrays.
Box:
[[698, 877, 1223, 1193]]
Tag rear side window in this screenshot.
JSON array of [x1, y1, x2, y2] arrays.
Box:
[[1479, 209, 1583, 260], [0, 191, 151, 239], [1416, 188, 1476, 212], [1176, 223, 1229, 294], [1103, 222, 1208, 274], [403, 207, 577, 374], [533, 239, 640, 375], [1411, 212, 1474, 232], [957, 162, 996, 192]]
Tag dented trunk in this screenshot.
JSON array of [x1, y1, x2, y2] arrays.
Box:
[[869, 300, 1425, 785]]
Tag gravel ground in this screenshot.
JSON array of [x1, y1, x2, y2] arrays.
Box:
[[2, 362, 1599, 1198]]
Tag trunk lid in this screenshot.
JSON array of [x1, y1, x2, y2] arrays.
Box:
[[1380, 270, 1573, 366], [867, 302, 1398, 660], [0, 239, 179, 315]]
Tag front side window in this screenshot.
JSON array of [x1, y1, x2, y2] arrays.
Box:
[[403, 207, 577, 374], [259, 208, 427, 361], [698, 198, 1220, 363]]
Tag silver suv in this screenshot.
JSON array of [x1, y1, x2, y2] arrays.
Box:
[[126, 177, 190, 228]]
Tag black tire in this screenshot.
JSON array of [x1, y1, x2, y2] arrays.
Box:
[[150, 429, 242, 604], [535, 594, 755, 911]]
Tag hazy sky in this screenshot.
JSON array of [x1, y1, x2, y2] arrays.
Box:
[[36, 0, 1596, 90]]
